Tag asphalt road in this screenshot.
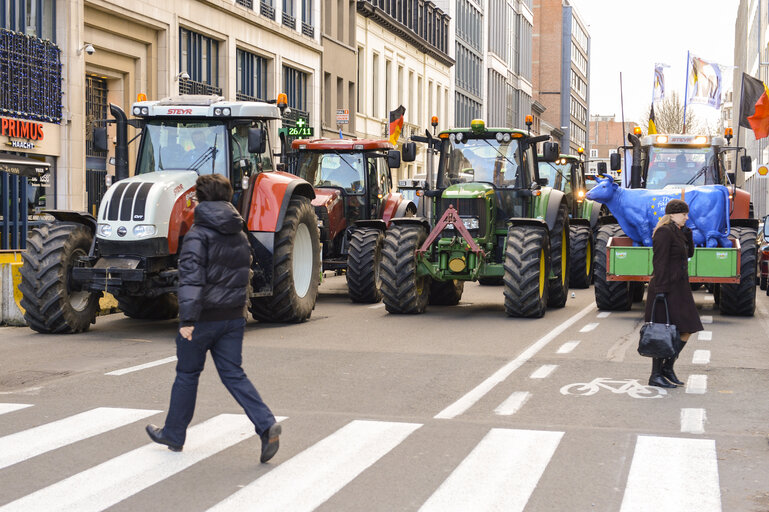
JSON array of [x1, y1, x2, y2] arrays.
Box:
[[0, 276, 768, 511]]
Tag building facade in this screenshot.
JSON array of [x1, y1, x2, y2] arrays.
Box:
[[320, 0, 357, 138], [355, 0, 453, 183], [533, 0, 590, 155], [588, 114, 636, 177]]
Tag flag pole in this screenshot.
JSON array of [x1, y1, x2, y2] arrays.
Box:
[[620, 72, 628, 184], [683, 51, 690, 133], [736, 73, 743, 150]]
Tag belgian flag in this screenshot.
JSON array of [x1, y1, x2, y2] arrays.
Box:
[[648, 103, 657, 135], [739, 73, 769, 140], [388, 105, 405, 145]]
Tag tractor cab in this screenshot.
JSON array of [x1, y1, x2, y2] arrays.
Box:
[[639, 134, 726, 189], [538, 153, 589, 217]]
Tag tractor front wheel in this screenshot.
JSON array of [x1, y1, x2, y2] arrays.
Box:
[[380, 224, 430, 314], [346, 227, 384, 303], [429, 279, 464, 305], [593, 224, 632, 311], [547, 202, 570, 308], [118, 294, 179, 320], [569, 225, 593, 289], [719, 226, 757, 316], [19, 222, 100, 333], [504, 225, 550, 318], [250, 196, 320, 323]]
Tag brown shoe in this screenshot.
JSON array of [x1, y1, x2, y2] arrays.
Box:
[[260, 423, 281, 463]]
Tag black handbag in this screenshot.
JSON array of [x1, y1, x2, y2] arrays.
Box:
[[638, 295, 681, 358]]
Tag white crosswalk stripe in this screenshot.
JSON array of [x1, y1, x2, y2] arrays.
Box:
[[207, 419, 421, 512], [419, 428, 564, 512], [0, 407, 160, 470], [0, 403, 32, 416], [620, 435, 721, 511], [0, 413, 272, 512]]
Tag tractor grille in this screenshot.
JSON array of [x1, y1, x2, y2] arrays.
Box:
[[103, 182, 155, 222], [439, 197, 487, 239]]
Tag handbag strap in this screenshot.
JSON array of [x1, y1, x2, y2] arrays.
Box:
[[650, 295, 672, 325]]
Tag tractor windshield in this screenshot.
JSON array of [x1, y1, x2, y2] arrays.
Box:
[[443, 137, 522, 188], [644, 146, 719, 188], [295, 152, 365, 193], [538, 161, 572, 194], [137, 121, 228, 175]]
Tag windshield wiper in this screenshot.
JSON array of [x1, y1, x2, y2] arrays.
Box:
[[189, 134, 220, 174], [684, 165, 709, 185], [479, 138, 520, 187]]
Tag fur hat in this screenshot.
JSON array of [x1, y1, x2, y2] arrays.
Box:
[[665, 199, 689, 214]]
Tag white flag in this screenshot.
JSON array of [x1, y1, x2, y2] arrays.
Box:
[[652, 64, 666, 102], [687, 54, 723, 109]]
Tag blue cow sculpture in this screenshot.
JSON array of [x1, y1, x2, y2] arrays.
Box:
[[585, 177, 731, 247]]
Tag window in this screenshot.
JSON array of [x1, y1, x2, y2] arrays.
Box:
[[372, 52, 379, 117], [236, 49, 268, 101], [180, 28, 220, 88], [1, 0, 55, 41], [283, 65, 308, 111], [385, 59, 392, 114], [357, 48, 364, 113], [590, 149, 598, 158]]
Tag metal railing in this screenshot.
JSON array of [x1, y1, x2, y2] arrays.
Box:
[[178, 78, 222, 96], [282, 12, 296, 29], [260, 2, 275, 20], [301, 22, 314, 38], [0, 172, 28, 250], [236, 0, 253, 7]]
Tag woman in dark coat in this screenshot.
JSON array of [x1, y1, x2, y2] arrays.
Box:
[[644, 199, 703, 388]]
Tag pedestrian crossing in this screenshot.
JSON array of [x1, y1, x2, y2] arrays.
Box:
[[0, 403, 725, 511]]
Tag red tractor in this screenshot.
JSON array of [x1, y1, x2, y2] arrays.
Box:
[[291, 138, 416, 302]]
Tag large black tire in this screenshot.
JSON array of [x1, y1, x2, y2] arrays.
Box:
[[250, 196, 320, 323], [19, 222, 100, 334], [569, 225, 593, 289], [118, 294, 178, 320], [429, 279, 464, 305], [346, 227, 384, 303], [593, 224, 632, 311], [504, 225, 550, 318], [547, 202, 570, 308], [380, 224, 430, 314], [630, 282, 645, 303], [761, 276, 768, 291], [719, 226, 757, 316], [478, 277, 503, 286]]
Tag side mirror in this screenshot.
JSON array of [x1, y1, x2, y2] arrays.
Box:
[[232, 166, 244, 190], [93, 127, 108, 153], [401, 142, 417, 162], [610, 153, 622, 171], [741, 155, 752, 173], [248, 128, 267, 154], [597, 161, 607, 174], [537, 177, 549, 186], [387, 149, 401, 168], [541, 142, 559, 162]]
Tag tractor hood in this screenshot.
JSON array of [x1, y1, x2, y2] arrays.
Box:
[[96, 170, 198, 242], [442, 182, 494, 200], [311, 187, 342, 208]]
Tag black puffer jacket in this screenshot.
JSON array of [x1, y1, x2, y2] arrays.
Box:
[[178, 201, 251, 327]]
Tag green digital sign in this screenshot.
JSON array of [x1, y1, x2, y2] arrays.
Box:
[[285, 118, 313, 137]]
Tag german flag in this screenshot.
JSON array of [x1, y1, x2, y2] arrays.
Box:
[[648, 103, 657, 135], [388, 105, 405, 145], [739, 73, 769, 139]]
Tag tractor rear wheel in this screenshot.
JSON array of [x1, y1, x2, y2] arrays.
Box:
[[380, 224, 430, 314], [118, 294, 178, 320], [19, 222, 100, 333], [569, 225, 593, 289], [593, 224, 632, 311], [719, 226, 757, 316], [250, 196, 320, 323], [429, 279, 464, 305], [346, 227, 384, 303], [547, 202, 570, 308], [504, 225, 550, 318]]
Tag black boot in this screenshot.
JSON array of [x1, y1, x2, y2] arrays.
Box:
[[662, 341, 687, 386], [649, 358, 676, 388]]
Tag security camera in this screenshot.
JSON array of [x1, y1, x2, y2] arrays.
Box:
[[84, 44, 95, 55]]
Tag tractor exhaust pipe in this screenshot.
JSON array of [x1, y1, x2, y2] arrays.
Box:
[[628, 132, 642, 189], [110, 103, 129, 182]]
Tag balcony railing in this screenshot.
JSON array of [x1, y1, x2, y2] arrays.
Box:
[[260, 2, 275, 20], [235, 0, 253, 8], [282, 12, 296, 29], [179, 79, 222, 96], [236, 92, 266, 102], [301, 21, 314, 38]]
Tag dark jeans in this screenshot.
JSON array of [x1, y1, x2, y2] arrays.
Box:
[[163, 318, 275, 445]]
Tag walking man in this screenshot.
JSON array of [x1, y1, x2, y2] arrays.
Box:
[[146, 173, 281, 463]]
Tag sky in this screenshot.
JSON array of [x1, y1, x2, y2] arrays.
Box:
[[569, 0, 741, 127]]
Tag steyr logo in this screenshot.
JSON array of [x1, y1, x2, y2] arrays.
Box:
[[167, 109, 192, 115]]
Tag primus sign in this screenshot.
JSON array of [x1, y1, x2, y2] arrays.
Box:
[[0, 116, 60, 156], [1, 118, 45, 141]]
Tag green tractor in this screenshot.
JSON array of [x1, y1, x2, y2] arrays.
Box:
[[382, 119, 570, 317], [537, 152, 606, 288]]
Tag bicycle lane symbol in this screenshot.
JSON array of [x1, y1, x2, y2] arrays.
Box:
[[560, 378, 668, 399]]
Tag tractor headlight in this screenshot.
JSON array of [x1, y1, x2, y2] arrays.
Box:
[[446, 217, 480, 231], [133, 224, 157, 238], [97, 223, 112, 237]]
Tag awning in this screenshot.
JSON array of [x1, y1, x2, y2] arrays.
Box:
[[0, 153, 51, 178]]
